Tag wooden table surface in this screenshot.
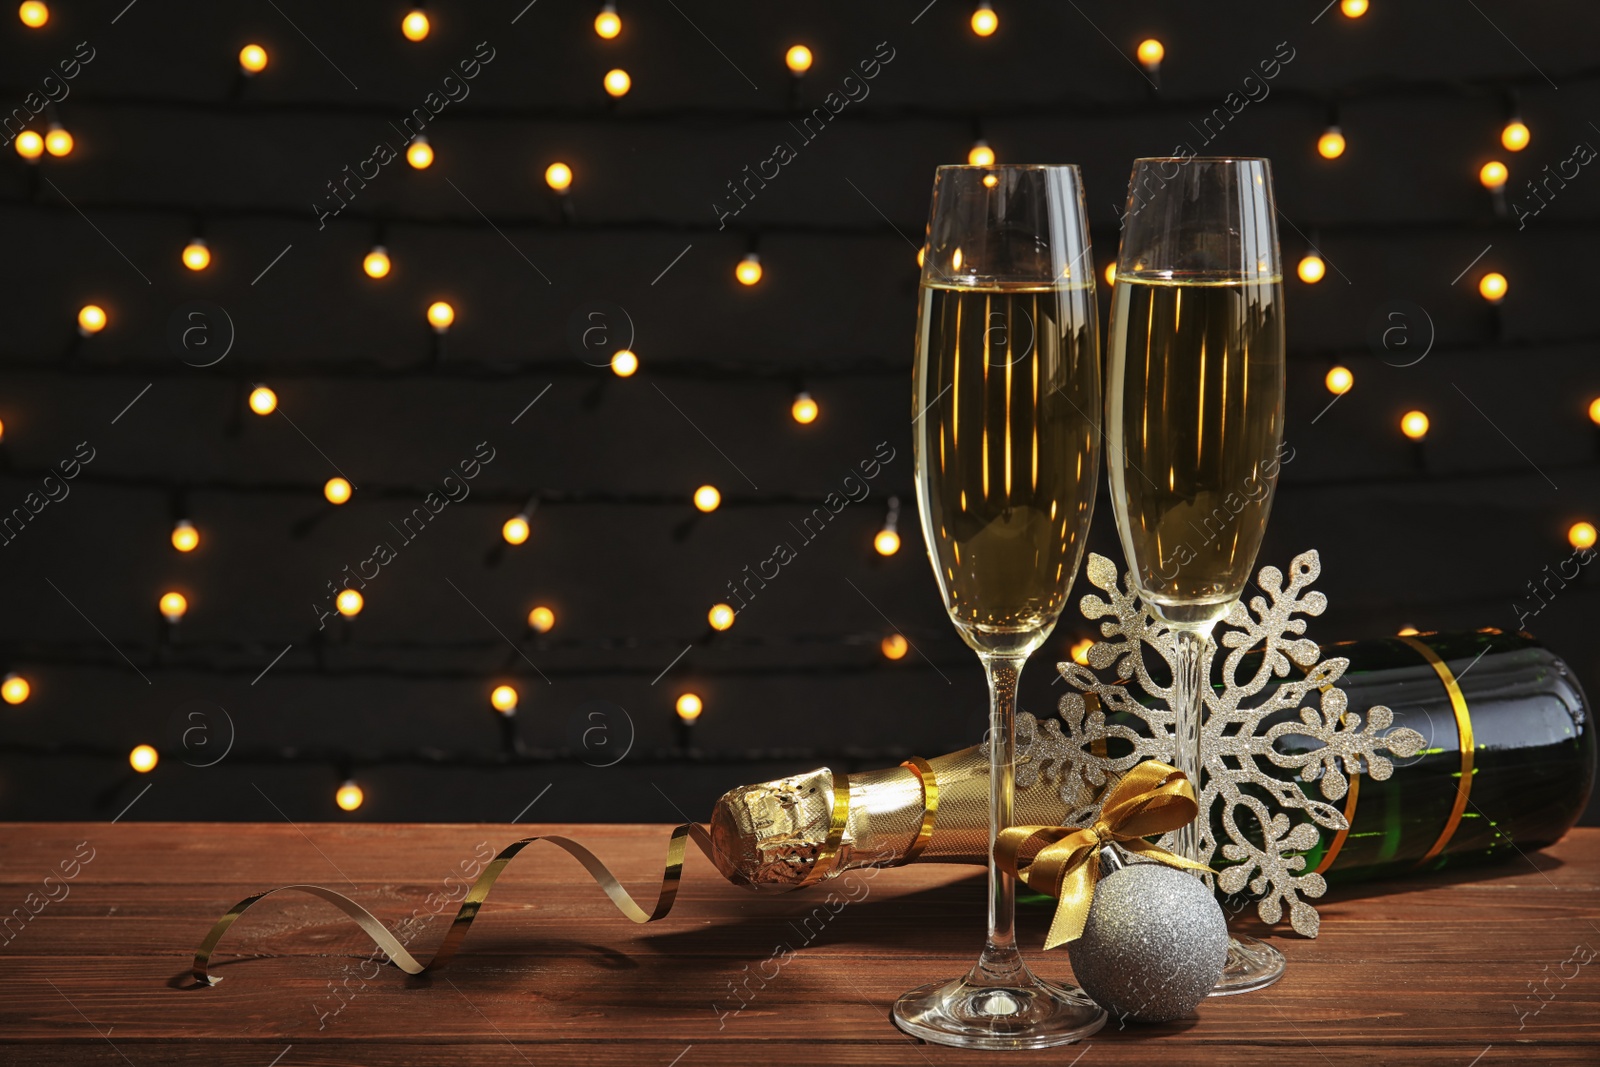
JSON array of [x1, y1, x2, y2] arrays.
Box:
[[1, 822, 1596, 1065]]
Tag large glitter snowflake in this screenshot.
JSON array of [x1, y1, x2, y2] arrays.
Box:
[[1010, 550, 1424, 937]]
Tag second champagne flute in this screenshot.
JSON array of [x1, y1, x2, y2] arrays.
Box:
[[1105, 156, 1288, 994]]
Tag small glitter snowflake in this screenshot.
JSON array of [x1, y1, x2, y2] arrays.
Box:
[[1011, 550, 1424, 937]]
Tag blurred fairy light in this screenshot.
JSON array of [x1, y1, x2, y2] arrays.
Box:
[[1400, 410, 1430, 440], [402, 9, 430, 41], [428, 300, 455, 331], [1296, 254, 1326, 284], [881, 633, 908, 660], [1568, 521, 1597, 551], [1317, 127, 1346, 159], [1136, 38, 1164, 71], [77, 304, 106, 335], [1069, 637, 1094, 665], [1325, 366, 1354, 396], [336, 589, 364, 616], [363, 245, 391, 278], [791, 391, 818, 424], [502, 513, 531, 545], [159, 592, 188, 622], [545, 161, 573, 192], [19, 2, 48, 28], [14, 130, 42, 159], [44, 123, 72, 157], [336, 780, 365, 810], [491, 685, 519, 714], [968, 140, 995, 166], [239, 44, 268, 74], [527, 605, 555, 633], [1397, 625, 1420, 637], [971, 2, 998, 36], [786, 44, 813, 74], [129, 745, 159, 773], [693, 485, 721, 513], [604, 68, 631, 97], [735, 252, 763, 285], [407, 135, 433, 169], [708, 603, 735, 631], [1501, 118, 1530, 152], [1479, 271, 1507, 303], [676, 692, 703, 721], [610, 348, 638, 377], [248, 386, 277, 415], [1478, 161, 1508, 190], [1, 673, 30, 705], [323, 477, 352, 505], [1340, 0, 1368, 16], [874, 497, 902, 556], [594, 3, 621, 39], [171, 519, 199, 553], [182, 238, 211, 271]]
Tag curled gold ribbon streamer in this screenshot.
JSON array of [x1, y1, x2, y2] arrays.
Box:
[[192, 823, 714, 987], [1398, 635, 1477, 866], [899, 758, 939, 864], [995, 760, 1212, 950]]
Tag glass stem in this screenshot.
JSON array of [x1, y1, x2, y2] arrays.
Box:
[[977, 652, 1026, 982], [1169, 626, 1214, 865]]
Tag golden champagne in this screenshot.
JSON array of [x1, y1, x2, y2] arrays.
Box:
[[913, 283, 1100, 655], [1105, 275, 1287, 626]]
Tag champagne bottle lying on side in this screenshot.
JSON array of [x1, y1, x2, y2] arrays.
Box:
[[707, 630, 1594, 890]]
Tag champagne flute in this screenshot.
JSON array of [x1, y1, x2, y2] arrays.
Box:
[[1105, 157, 1288, 994], [893, 164, 1105, 1049]]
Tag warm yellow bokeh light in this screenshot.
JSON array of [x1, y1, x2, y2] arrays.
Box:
[[1501, 120, 1530, 152], [595, 5, 621, 39], [1479, 161, 1508, 190], [676, 692, 703, 721], [182, 239, 211, 271], [1317, 128, 1346, 159], [1479, 271, 1507, 302], [1136, 38, 1164, 67], [491, 685, 519, 713], [545, 161, 573, 191], [44, 125, 72, 157], [239, 44, 268, 74], [129, 744, 159, 773], [324, 477, 352, 505], [1340, 0, 1368, 16], [1070, 637, 1094, 666], [1400, 410, 1430, 440], [19, 2, 48, 28], [363, 246, 391, 278], [336, 589, 364, 616], [1, 673, 30, 705], [611, 349, 638, 377], [407, 136, 434, 169], [427, 300, 455, 329], [735, 253, 763, 285], [14, 130, 43, 159], [791, 392, 818, 424], [1325, 366, 1354, 396], [971, 2, 998, 36], [502, 515, 530, 545], [1297, 254, 1326, 284], [604, 68, 631, 97], [527, 605, 555, 633], [1568, 522, 1597, 551], [1588, 397, 1600, 426], [336, 781, 364, 810], [881, 633, 909, 660], [1104, 263, 1117, 285], [171, 519, 199, 553], [786, 45, 813, 74], [159, 592, 188, 621], [968, 140, 995, 167], [77, 304, 107, 333], [875, 529, 901, 556], [694, 485, 721, 513], [708, 603, 735, 631], [402, 9, 429, 41], [1397, 625, 1420, 637], [248, 385, 277, 415]]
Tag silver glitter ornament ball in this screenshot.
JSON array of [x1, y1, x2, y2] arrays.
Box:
[[1066, 863, 1229, 1024]]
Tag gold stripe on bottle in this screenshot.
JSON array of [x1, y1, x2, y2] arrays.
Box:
[[1313, 769, 1360, 876], [900, 758, 940, 863], [796, 771, 852, 887], [1398, 635, 1477, 865]]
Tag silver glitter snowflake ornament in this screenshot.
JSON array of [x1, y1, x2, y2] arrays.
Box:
[[1011, 549, 1424, 937]]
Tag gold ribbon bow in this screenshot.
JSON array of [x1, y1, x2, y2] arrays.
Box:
[[996, 760, 1213, 950]]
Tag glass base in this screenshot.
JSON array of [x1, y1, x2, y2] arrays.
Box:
[[892, 956, 1106, 1050], [1209, 935, 1286, 996]]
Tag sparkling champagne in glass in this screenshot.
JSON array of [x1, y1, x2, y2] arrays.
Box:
[[1105, 157, 1288, 994], [893, 165, 1105, 1049]]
